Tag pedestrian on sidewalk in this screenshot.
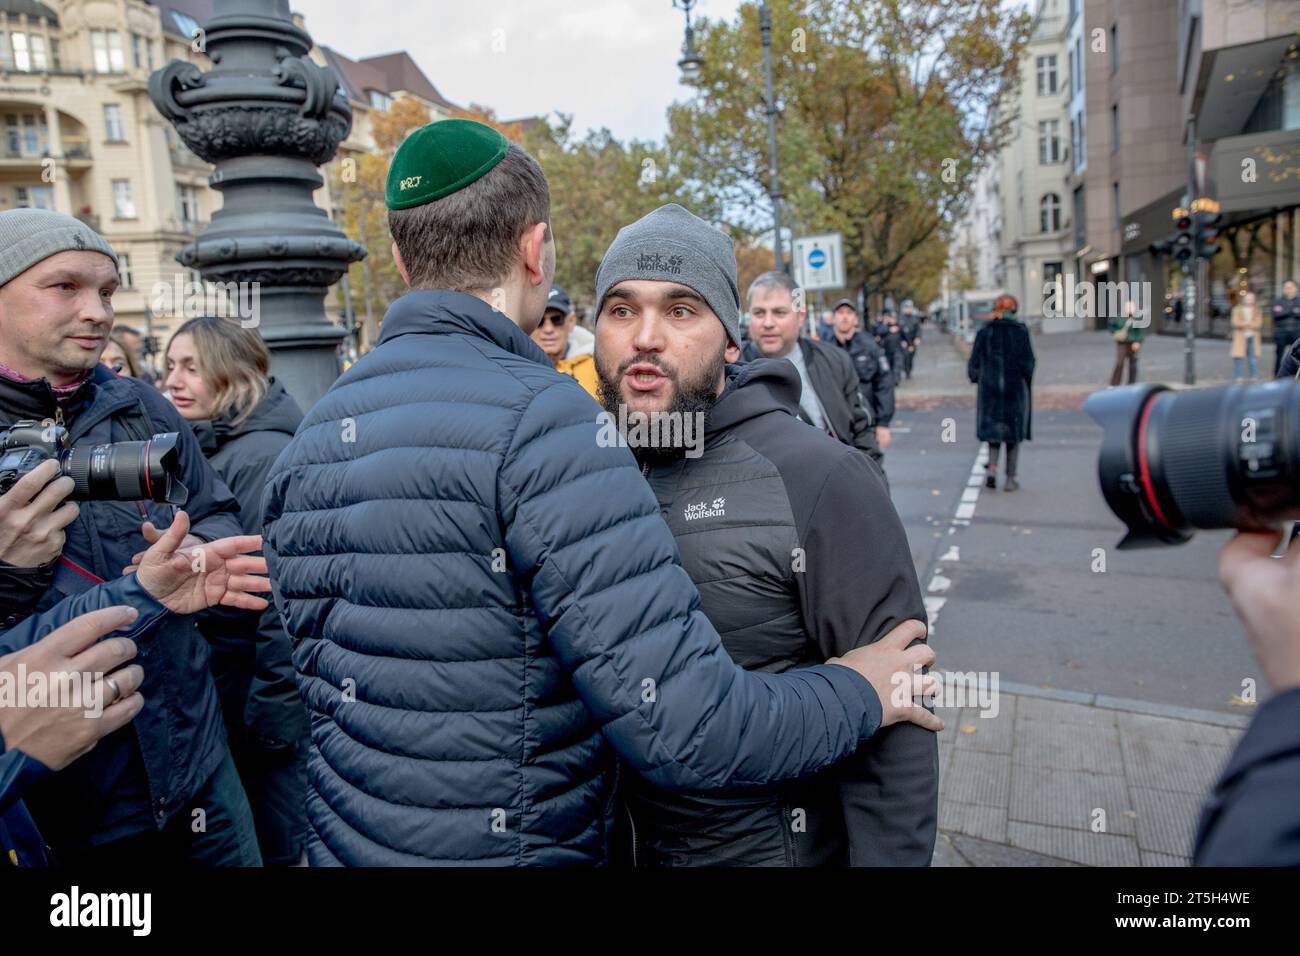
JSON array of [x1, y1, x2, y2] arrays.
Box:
[[1230, 292, 1264, 381], [967, 293, 1034, 492], [1270, 279, 1299, 376], [1107, 300, 1145, 386]]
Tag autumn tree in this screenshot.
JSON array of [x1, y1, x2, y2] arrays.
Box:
[[667, 0, 1030, 306]]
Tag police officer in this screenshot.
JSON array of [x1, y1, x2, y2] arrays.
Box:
[[1272, 279, 1300, 376], [829, 298, 895, 452], [873, 309, 908, 385]]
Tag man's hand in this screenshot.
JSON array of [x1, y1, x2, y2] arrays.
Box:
[[0, 459, 79, 568], [1131, 341, 1141, 353], [0, 606, 144, 771], [876, 425, 893, 451], [828, 619, 943, 731], [1218, 529, 1300, 693], [123, 518, 203, 575], [132, 510, 271, 615]]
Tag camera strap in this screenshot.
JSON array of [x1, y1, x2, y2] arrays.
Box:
[[53, 556, 106, 595]]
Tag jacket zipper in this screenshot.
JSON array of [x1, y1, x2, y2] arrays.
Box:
[[622, 800, 640, 868], [780, 797, 799, 867]]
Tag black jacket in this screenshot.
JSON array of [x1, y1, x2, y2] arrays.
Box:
[[1194, 688, 1300, 865], [1270, 295, 1300, 338], [623, 360, 937, 866], [742, 339, 881, 460], [967, 316, 1035, 443], [193, 378, 307, 749], [828, 331, 895, 426], [0, 364, 242, 852], [1279, 339, 1300, 379]]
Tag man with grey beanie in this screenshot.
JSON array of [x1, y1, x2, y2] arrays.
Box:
[[595, 203, 938, 867], [0, 208, 258, 865]]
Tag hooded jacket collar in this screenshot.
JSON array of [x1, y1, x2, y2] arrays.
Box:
[[193, 377, 303, 455], [705, 357, 800, 441], [0, 362, 131, 430], [377, 289, 551, 367]]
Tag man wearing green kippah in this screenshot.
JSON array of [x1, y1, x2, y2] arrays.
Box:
[[261, 118, 940, 867]]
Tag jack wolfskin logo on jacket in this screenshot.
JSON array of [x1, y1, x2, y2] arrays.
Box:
[[636, 253, 684, 274], [684, 497, 726, 521]]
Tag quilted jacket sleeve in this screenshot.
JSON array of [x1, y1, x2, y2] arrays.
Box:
[[497, 378, 883, 793]]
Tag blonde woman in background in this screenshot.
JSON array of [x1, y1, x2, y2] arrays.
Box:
[[164, 316, 309, 866], [1231, 291, 1264, 382]]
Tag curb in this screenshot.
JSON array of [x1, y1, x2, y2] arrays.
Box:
[[994, 680, 1253, 729]]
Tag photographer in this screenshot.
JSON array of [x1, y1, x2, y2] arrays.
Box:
[[0, 209, 252, 864], [2, 511, 270, 865], [1194, 529, 1300, 865]]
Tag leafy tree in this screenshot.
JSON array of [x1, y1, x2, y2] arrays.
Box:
[[667, 0, 1030, 310]]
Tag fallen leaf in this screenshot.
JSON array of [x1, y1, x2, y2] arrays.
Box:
[[959, 725, 978, 735]]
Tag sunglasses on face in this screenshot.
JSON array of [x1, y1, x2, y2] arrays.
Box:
[[539, 313, 568, 329]]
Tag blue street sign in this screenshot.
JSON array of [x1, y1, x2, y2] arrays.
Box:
[[808, 248, 827, 270]]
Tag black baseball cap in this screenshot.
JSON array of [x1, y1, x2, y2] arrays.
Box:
[[831, 298, 858, 313], [546, 285, 572, 314]]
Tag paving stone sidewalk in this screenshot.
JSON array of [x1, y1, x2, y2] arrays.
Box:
[[929, 690, 1251, 867]]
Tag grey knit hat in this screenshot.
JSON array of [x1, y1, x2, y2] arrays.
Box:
[[0, 208, 118, 287], [595, 204, 741, 345]]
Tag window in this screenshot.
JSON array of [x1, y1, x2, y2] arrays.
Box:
[[104, 104, 125, 142], [145, 38, 153, 71], [0, 33, 8, 70], [1036, 55, 1058, 96], [29, 35, 46, 71], [369, 90, 392, 111], [1072, 186, 1086, 248], [177, 184, 198, 224], [50, 38, 59, 70], [11, 33, 28, 72], [1040, 193, 1062, 232], [14, 186, 53, 209], [117, 252, 132, 289], [1068, 48, 1075, 95], [1044, 261, 1064, 288], [1038, 119, 1062, 164], [131, 34, 143, 69], [5, 113, 48, 157], [91, 30, 125, 73], [1074, 37, 1083, 92], [1111, 104, 1119, 151], [1110, 24, 1118, 74], [1112, 182, 1121, 228], [112, 179, 136, 218]]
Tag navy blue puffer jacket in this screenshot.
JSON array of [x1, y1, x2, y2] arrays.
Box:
[[262, 290, 883, 866]]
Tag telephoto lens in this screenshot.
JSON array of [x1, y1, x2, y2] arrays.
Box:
[[1085, 379, 1300, 548], [61, 433, 190, 505]]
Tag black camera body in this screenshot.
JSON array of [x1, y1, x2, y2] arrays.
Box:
[[0, 419, 188, 505]]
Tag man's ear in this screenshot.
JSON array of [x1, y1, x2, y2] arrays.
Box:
[[391, 242, 411, 288], [725, 342, 741, 363], [564, 311, 577, 332], [520, 222, 549, 286]]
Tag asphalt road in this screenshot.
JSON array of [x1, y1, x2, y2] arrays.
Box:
[[881, 331, 1261, 715]]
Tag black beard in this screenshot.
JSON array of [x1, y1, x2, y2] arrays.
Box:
[[596, 343, 724, 467]]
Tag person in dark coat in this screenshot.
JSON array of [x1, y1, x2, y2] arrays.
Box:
[[599, 257, 936, 866], [0, 209, 257, 865], [742, 274, 884, 468], [828, 297, 895, 451], [164, 316, 309, 866], [967, 294, 1035, 492], [873, 311, 908, 383], [1270, 279, 1299, 376], [2, 511, 274, 866], [1195, 527, 1300, 865], [260, 123, 939, 866]]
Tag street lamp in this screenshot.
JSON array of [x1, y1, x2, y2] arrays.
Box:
[[674, 0, 703, 83], [673, 1, 785, 273]]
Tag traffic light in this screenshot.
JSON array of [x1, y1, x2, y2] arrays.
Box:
[[1194, 210, 1221, 260], [1172, 212, 1194, 262]]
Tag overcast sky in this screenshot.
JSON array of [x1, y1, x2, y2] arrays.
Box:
[[294, 0, 743, 143]]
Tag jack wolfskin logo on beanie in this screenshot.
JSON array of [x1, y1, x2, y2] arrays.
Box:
[[635, 253, 685, 275], [596, 203, 741, 345]]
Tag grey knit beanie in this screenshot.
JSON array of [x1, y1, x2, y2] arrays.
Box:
[[0, 209, 119, 286], [595, 204, 741, 345]]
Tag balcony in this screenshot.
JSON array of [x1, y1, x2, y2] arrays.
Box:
[[170, 142, 209, 170]]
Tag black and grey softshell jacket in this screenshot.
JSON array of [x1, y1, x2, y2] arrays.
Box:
[[621, 359, 938, 866]]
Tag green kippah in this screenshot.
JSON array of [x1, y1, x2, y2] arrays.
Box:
[[385, 118, 511, 210]]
